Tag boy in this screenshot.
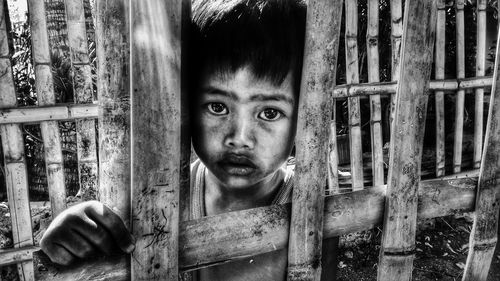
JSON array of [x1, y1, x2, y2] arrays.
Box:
[[40, 0, 338, 280]]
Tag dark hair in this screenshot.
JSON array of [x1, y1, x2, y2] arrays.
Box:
[[190, 0, 306, 91]]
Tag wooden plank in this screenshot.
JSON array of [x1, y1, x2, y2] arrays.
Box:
[[377, 1, 437, 280], [389, 0, 403, 136], [65, 0, 99, 200], [130, 0, 186, 279], [367, 0, 384, 186], [462, 26, 500, 281], [344, 0, 364, 190], [287, 0, 342, 279], [453, 0, 465, 174], [33, 175, 478, 280], [0, 104, 98, 124], [27, 0, 67, 217], [434, 0, 446, 177], [473, 0, 487, 169], [0, 1, 35, 279]]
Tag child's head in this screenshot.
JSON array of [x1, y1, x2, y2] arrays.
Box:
[[190, 0, 306, 190]]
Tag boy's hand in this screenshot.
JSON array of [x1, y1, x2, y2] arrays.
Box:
[[40, 200, 135, 265]]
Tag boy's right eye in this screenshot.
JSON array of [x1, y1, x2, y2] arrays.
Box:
[[207, 102, 229, 115]]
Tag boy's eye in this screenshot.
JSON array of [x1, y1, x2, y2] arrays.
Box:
[[258, 108, 282, 121], [207, 102, 228, 115]]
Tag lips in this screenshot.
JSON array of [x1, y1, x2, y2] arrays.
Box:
[[218, 154, 257, 176]]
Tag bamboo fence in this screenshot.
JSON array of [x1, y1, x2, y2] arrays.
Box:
[[0, 0, 498, 281]]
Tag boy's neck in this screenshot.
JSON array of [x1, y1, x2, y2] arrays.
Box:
[[204, 168, 285, 216]]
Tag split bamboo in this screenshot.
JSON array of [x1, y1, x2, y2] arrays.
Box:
[[434, 0, 446, 177], [462, 27, 500, 281], [377, 1, 437, 280], [473, 0, 487, 169], [327, 99, 340, 194], [344, 0, 364, 190], [65, 0, 99, 201], [389, 0, 403, 138], [453, 0, 465, 174], [131, 0, 186, 279], [0, 2, 35, 279], [0, 104, 98, 124], [367, 0, 384, 186], [95, 0, 131, 225], [33, 175, 477, 280]]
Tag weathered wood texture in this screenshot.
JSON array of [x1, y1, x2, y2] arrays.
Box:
[[453, 0, 465, 173], [96, 0, 131, 224], [434, 0, 446, 177], [462, 27, 500, 281], [389, 0, 403, 137], [28, 0, 67, 217], [131, 0, 186, 279], [0, 2, 35, 279], [344, 0, 364, 191], [65, 0, 99, 201], [33, 176, 477, 280], [367, 0, 384, 187], [287, 0, 342, 279], [377, 1, 437, 280]]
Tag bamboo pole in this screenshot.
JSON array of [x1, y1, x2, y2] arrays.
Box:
[[473, 0, 487, 169], [367, 0, 384, 186], [33, 175, 478, 280], [130, 0, 187, 279], [0, 246, 37, 267], [453, 0, 465, 174], [327, 99, 340, 194], [461, 27, 500, 281], [0, 2, 35, 279], [0, 103, 98, 124], [344, 0, 364, 190], [434, 0, 446, 177], [287, 0, 342, 280], [377, 1, 437, 280], [389, 0, 403, 137], [65, 0, 98, 200]]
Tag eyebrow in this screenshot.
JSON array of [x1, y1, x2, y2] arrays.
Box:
[[201, 86, 294, 106]]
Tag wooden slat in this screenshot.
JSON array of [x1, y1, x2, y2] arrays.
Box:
[[367, 0, 384, 186], [0, 1, 35, 279], [453, 0, 465, 174], [0, 246, 38, 267], [131, 0, 186, 279], [389, 0, 403, 136], [462, 27, 500, 281], [27, 0, 67, 217], [287, 0, 342, 280], [65, 0, 99, 200], [34, 175, 478, 280], [345, 0, 364, 190], [473, 0, 487, 169], [434, 0, 446, 177], [377, 1, 437, 280], [0, 104, 98, 124]]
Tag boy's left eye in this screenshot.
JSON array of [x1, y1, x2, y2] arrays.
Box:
[[258, 108, 283, 121]]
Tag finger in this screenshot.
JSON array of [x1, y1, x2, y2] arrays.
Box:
[[44, 243, 76, 266], [58, 229, 99, 259], [73, 217, 116, 255]]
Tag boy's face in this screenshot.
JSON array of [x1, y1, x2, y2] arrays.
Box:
[[192, 66, 297, 189]]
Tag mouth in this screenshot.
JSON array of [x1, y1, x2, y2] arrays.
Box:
[[218, 154, 257, 176]]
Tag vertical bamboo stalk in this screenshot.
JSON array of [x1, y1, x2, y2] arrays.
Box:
[[96, 0, 131, 225], [389, 0, 403, 137], [345, 0, 364, 190], [27, 0, 67, 217], [473, 0, 487, 169], [462, 28, 500, 281], [367, 0, 384, 187], [287, 0, 342, 280], [453, 0, 465, 174], [327, 99, 340, 194], [131, 0, 187, 279], [64, 0, 99, 200], [377, 1, 437, 280], [0, 2, 35, 280], [435, 0, 446, 177]]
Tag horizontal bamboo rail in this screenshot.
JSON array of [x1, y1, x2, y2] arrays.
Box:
[[0, 104, 98, 124], [0, 246, 38, 267], [31, 175, 477, 280]]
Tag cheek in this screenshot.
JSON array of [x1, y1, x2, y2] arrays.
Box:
[[259, 121, 295, 158]]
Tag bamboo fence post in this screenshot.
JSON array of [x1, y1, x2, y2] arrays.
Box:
[[287, 0, 342, 280], [27, 0, 67, 217], [345, 0, 364, 190], [130, 0, 187, 279], [64, 0, 99, 201], [377, 1, 437, 280], [0, 2, 35, 280], [461, 28, 500, 281], [389, 0, 403, 137], [95, 0, 131, 225], [473, 0, 487, 169], [453, 0, 465, 174], [434, 0, 446, 177], [367, 0, 384, 187], [327, 99, 340, 194]]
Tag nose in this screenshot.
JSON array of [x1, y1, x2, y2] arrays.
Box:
[[224, 115, 255, 149]]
